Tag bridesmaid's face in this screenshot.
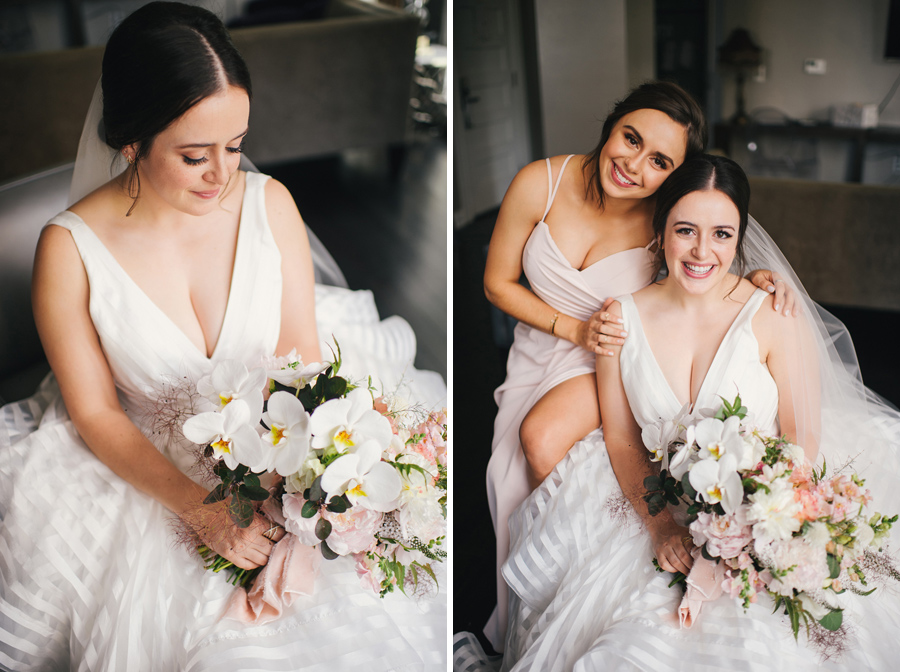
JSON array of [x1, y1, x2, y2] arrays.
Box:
[[663, 189, 740, 294], [126, 85, 249, 217], [598, 109, 687, 201]]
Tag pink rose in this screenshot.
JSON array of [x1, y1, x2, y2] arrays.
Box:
[[690, 510, 753, 560], [282, 493, 382, 555]]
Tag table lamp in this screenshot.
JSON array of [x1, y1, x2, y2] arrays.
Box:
[[718, 28, 762, 125]]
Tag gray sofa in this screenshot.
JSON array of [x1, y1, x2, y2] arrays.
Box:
[[748, 177, 900, 312], [0, 0, 418, 183]]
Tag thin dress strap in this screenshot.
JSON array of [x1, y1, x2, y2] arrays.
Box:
[[540, 154, 575, 222]]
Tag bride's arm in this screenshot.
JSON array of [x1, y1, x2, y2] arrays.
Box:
[[265, 178, 322, 363], [753, 294, 821, 460], [32, 225, 276, 570], [595, 300, 693, 575], [484, 159, 612, 355]]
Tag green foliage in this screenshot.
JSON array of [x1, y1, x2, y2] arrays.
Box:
[[819, 609, 843, 631], [827, 553, 841, 580], [320, 540, 339, 560], [715, 394, 747, 421], [643, 469, 684, 516]]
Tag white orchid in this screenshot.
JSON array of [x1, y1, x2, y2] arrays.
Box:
[[267, 350, 329, 390], [182, 399, 263, 471], [310, 387, 393, 454], [694, 416, 744, 461], [689, 453, 743, 515], [641, 402, 692, 463], [260, 391, 312, 476], [320, 440, 401, 511], [197, 360, 266, 421]]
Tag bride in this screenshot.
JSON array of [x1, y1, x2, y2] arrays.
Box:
[[457, 154, 900, 671], [0, 3, 445, 670]]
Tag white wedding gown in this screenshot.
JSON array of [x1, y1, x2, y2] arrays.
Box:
[[0, 172, 447, 672], [455, 289, 900, 672]]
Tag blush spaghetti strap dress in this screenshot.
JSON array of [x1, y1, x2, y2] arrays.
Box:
[[484, 155, 658, 647]]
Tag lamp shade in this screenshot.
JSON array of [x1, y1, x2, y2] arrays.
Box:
[[718, 29, 762, 68]]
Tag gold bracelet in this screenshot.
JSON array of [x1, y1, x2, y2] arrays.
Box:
[[549, 312, 559, 336]]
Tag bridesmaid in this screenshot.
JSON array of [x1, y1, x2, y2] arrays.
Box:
[[482, 81, 794, 649]]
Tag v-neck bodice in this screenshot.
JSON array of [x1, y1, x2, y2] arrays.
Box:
[[520, 155, 657, 321], [617, 289, 779, 434], [46, 171, 281, 443]]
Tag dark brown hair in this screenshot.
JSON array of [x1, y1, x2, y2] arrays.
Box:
[[102, 2, 251, 210], [581, 81, 706, 209], [652, 153, 751, 278]]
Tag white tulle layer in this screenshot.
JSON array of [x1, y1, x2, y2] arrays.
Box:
[[0, 285, 447, 672], [455, 430, 900, 672]]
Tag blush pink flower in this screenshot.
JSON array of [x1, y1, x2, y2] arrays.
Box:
[[690, 510, 753, 559], [282, 493, 382, 555], [794, 488, 822, 522]]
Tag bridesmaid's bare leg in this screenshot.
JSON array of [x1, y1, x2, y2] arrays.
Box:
[[520, 373, 600, 489]]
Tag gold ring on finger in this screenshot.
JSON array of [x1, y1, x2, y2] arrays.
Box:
[[681, 535, 693, 548]]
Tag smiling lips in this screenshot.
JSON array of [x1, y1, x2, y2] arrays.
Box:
[[610, 162, 638, 188], [682, 261, 715, 279], [192, 188, 220, 199]]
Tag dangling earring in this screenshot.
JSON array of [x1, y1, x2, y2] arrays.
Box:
[[123, 150, 135, 165]]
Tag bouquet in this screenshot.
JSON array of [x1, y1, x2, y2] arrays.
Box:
[[642, 395, 897, 641], [177, 344, 447, 617]]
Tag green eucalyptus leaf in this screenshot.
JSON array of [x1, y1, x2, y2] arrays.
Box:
[[309, 476, 325, 502], [301, 500, 319, 519], [228, 494, 254, 528], [827, 553, 841, 579], [819, 609, 843, 631], [325, 376, 348, 399], [682, 472, 697, 499], [204, 483, 228, 505], [644, 475, 661, 491], [240, 484, 270, 502], [326, 496, 349, 513], [320, 540, 339, 560], [315, 517, 333, 541]]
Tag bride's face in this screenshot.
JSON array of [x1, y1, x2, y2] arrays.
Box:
[[598, 108, 687, 201], [663, 189, 740, 294], [128, 85, 250, 217]]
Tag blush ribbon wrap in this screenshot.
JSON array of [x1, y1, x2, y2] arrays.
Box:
[[223, 535, 322, 624], [678, 548, 726, 628]]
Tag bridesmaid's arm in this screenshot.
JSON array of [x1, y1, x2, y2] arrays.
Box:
[[265, 178, 322, 364], [595, 300, 693, 575], [483, 158, 611, 355], [32, 226, 276, 570]]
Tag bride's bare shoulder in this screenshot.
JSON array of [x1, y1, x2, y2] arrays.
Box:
[[66, 179, 129, 232]]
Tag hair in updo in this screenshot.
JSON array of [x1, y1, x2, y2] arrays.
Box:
[[652, 153, 751, 277], [582, 81, 707, 209], [101, 1, 251, 197]]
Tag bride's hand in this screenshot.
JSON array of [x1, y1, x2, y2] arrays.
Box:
[[190, 504, 286, 570], [649, 522, 694, 575], [576, 298, 626, 356], [748, 269, 799, 317]]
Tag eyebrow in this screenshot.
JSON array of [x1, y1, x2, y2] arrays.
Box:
[[177, 128, 248, 149], [624, 125, 675, 167]]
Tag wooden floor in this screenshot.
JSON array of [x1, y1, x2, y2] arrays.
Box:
[[262, 137, 447, 380]]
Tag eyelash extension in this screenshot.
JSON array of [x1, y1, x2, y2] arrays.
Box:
[[182, 142, 246, 166]]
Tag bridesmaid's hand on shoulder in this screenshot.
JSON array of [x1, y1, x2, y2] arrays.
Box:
[[582, 297, 627, 357], [748, 269, 799, 317]]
